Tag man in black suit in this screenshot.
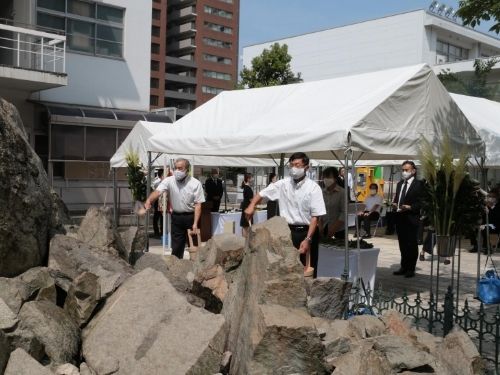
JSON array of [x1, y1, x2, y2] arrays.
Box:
[[205, 168, 224, 212], [392, 161, 424, 278]]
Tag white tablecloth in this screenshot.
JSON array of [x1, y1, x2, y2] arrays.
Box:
[[211, 210, 268, 236], [317, 245, 380, 291]]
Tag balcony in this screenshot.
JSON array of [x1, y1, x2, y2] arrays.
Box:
[[165, 89, 196, 101], [165, 55, 197, 69], [167, 0, 197, 9], [167, 6, 197, 22], [0, 20, 67, 92], [165, 73, 196, 85], [167, 37, 196, 54], [168, 22, 196, 38]]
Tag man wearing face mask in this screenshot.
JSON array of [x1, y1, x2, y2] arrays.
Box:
[[145, 158, 205, 259], [321, 167, 346, 239], [391, 160, 424, 278], [244, 152, 326, 278], [356, 183, 383, 238], [205, 168, 224, 212]]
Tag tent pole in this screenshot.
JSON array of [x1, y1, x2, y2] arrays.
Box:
[[342, 148, 350, 282], [145, 151, 152, 252], [279, 153, 285, 179], [112, 168, 118, 228], [224, 168, 228, 211], [163, 155, 167, 253]]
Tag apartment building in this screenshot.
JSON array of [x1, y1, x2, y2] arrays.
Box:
[[150, 0, 239, 117]]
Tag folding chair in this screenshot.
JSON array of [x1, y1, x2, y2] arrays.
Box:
[[373, 206, 384, 237]]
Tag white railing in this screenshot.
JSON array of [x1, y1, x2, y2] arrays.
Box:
[[0, 22, 66, 74]]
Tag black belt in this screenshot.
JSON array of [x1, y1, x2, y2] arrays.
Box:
[[288, 224, 308, 231], [172, 211, 194, 216]]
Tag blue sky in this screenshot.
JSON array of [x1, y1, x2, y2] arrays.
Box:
[[239, 0, 497, 49]]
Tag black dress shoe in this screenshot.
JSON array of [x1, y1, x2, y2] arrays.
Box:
[[393, 269, 406, 275], [419, 253, 425, 261], [405, 271, 416, 278], [469, 247, 478, 253]]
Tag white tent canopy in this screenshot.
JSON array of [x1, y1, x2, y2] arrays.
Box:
[[149, 64, 484, 161], [110, 121, 278, 168], [450, 93, 500, 167]]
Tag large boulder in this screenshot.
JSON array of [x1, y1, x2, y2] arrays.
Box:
[[18, 300, 81, 365], [0, 330, 11, 374], [0, 298, 18, 331], [223, 217, 326, 374], [0, 277, 31, 314], [118, 226, 146, 264], [17, 267, 57, 304], [77, 206, 126, 259], [307, 277, 352, 320], [0, 98, 62, 277], [49, 234, 133, 298], [82, 268, 226, 375], [4, 348, 52, 375], [64, 272, 101, 327]]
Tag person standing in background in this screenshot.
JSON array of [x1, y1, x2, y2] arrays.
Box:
[[321, 167, 346, 239], [266, 172, 279, 219], [205, 168, 224, 212], [240, 173, 254, 238], [152, 169, 165, 238]]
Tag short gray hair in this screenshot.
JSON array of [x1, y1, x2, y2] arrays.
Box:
[[175, 158, 191, 171]]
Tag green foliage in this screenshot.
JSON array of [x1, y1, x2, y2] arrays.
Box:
[[238, 43, 302, 88], [419, 137, 484, 236], [125, 150, 147, 202], [437, 58, 499, 99], [457, 0, 500, 34]]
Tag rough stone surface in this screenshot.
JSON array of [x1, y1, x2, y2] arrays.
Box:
[[64, 272, 101, 327], [82, 268, 226, 375], [331, 340, 392, 375], [0, 277, 31, 314], [223, 217, 325, 375], [0, 98, 60, 277], [348, 315, 386, 339], [307, 277, 352, 319], [195, 234, 245, 273], [18, 267, 57, 304], [437, 327, 484, 375], [80, 362, 96, 375], [18, 300, 81, 365], [4, 348, 53, 375], [49, 234, 133, 298], [192, 264, 228, 313], [118, 226, 146, 263], [0, 298, 18, 331], [55, 363, 81, 375], [0, 330, 11, 375], [5, 326, 45, 361], [77, 206, 126, 259]]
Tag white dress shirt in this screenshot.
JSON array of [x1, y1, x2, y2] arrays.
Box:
[[156, 176, 205, 213], [259, 177, 326, 225], [364, 194, 383, 212]]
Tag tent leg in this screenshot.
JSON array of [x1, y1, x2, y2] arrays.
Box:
[[223, 168, 228, 212], [145, 151, 152, 252], [279, 153, 285, 179], [112, 168, 118, 228], [342, 150, 350, 282]]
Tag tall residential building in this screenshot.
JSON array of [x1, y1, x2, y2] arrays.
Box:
[[151, 0, 240, 117], [242, 9, 500, 99]]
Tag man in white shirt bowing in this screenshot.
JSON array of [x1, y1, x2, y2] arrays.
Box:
[[145, 158, 205, 259], [245, 152, 326, 278]]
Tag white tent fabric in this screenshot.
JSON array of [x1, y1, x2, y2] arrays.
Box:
[[450, 94, 500, 167], [149, 64, 484, 160], [110, 121, 278, 168]]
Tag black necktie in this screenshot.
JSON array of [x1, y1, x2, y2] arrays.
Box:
[[399, 181, 408, 207]]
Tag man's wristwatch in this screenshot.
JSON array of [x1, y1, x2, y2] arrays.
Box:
[[305, 236, 312, 244]]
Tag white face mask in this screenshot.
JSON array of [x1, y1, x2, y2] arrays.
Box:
[[290, 167, 305, 180], [402, 171, 413, 180], [174, 169, 187, 181], [323, 178, 335, 188], [370, 189, 377, 195]]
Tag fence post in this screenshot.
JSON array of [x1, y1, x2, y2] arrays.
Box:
[[443, 285, 454, 336], [428, 292, 435, 334], [495, 306, 500, 373]]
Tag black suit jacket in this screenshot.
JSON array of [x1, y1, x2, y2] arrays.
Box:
[[205, 177, 223, 201], [393, 178, 424, 226], [488, 204, 500, 229]]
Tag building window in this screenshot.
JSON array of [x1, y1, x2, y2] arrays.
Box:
[[152, 25, 160, 37], [203, 53, 231, 65], [37, 0, 124, 58], [204, 5, 232, 19], [151, 78, 159, 89], [218, 0, 233, 3], [202, 85, 224, 95], [204, 22, 232, 34], [150, 95, 159, 106], [436, 40, 469, 63], [203, 70, 231, 80], [151, 43, 160, 54], [203, 37, 231, 49], [152, 8, 161, 20], [151, 60, 159, 71]]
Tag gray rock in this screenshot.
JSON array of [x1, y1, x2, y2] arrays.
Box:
[[0, 277, 31, 314], [348, 315, 386, 339], [18, 300, 80, 365], [192, 264, 227, 313], [50, 190, 71, 237], [0, 330, 11, 374], [5, 326, 45, 361], [0, 298, 18, 330], [77, 206, 126, 259], [0, 98, 58, 277], [17, 267, 57, 304], [330, 340, 392, 375], [4, 348, 52, 375], [307, 277, 352, 319], [64, 272, 101, 327], [313, 318, 352, 359], [82, 268, 226, 375], [79, 362, 96, 375], [437, 327, 484, 375], [195, 233, 245, 273], [49, 234, 133, 298], [55, 363, 81, 375], [118, 226, 146, 263]]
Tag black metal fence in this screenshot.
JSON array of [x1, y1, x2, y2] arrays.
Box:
[[347, 282, 500, 374]]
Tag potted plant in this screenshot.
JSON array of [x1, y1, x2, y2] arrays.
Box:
[[125, 150, 147, 224], [420, 138, 484, 256]]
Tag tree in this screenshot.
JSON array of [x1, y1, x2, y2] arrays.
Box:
[[437, 58, 499, 99], [457, 0, 500, 34], [238, 43, 302, 88]]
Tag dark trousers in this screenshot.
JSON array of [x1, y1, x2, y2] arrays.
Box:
[[290, 226, 319, 278], [470, 227, 500, 251], [385, 211, 396, 235], [153, 202, 163, 236], [357, 211, 380, 235], [395, 216, 419, 272], [210, 199, 221, 213], [171, 212, 194, 259]]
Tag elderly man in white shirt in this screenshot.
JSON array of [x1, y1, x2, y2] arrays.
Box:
[[145, 158, 205, 259], [245, 152, 326, 278], [356, 183, 383, 238]]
